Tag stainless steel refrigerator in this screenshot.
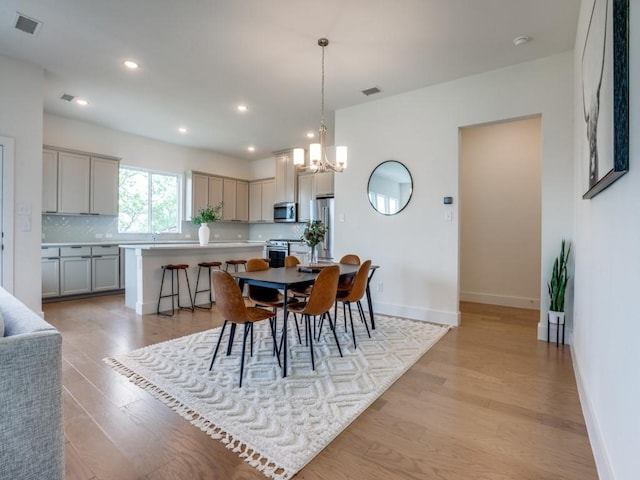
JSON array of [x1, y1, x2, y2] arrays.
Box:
[[311, 195, 334, 262]]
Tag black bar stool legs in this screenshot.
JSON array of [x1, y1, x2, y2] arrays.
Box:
[[193, 261, 222, 309], [157, 264, 194, 316], [225, 260, 247, 272]]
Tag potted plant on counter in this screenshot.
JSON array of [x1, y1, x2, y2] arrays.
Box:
[[547, 239, 571, 325], [301, 220, 327, 264], [192, 202, 223, 245]]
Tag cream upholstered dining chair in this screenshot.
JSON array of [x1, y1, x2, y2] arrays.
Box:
[[287, 265, 343, 370], [209, 270, 279, 388], [334, 259, 372, 349]]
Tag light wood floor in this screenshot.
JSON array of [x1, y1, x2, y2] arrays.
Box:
[[43, 296, 597, 480]]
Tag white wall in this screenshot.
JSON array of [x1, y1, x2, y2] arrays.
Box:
[[460, 117, 542, 309], [571, 1, 640, 478], [0, 55, 44, 312], [334, 52, 574, 327], [44, 113, 252, 179]]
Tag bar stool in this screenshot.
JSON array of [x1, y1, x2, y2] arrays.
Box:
[[225, 259, 247, 272], [193, 261, 222, 309], [157, 264, 194, 316]]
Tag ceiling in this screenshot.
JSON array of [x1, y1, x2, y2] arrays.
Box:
[[0, 0, 580, 161]]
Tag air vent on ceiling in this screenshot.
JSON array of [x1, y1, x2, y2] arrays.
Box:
[[60, 93, 75, 102], [14, 13, 42, 35], [361, 86, 381, 96]]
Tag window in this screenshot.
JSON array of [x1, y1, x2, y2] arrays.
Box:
[[119, 166, 180, 233]]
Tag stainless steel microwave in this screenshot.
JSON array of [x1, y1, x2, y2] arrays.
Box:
[[274, 202, 297, 223]]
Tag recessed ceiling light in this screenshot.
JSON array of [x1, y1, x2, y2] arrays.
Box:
[[178, 127, 188, 134], [75, 98, 89, 106], [236, 105, 248, 112], [306, 132, 315, 139], [247, 146, 255, 152], [513, 36, 530, 46], [124, 60, 139, 69]]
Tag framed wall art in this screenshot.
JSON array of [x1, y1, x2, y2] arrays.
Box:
[[582, 0, 629, 199]]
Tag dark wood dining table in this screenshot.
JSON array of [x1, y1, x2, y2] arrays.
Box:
[[229, 263, 377, 377]]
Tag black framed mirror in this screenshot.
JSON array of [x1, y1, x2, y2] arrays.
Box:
[[367, 160, 413, 215]]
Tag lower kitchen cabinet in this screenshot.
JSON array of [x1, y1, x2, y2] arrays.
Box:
[[61, 256, 92, 296], [41, 258, 60, 298], [42, 244, 122, 298], [92, 255, 120, 291]]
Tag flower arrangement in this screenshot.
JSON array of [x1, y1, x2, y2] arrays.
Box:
[[548, 239, 571, 312], [301, 220, 327, 250], [192, 202, 223, 225]]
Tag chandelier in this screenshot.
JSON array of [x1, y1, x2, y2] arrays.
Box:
[[293, 38, 347, 173]]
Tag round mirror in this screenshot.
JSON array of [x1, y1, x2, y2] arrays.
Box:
[[367, 160, 413, 215]]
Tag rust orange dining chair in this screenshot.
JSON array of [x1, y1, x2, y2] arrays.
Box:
[[209, 270, 279, 387], [334, 260, 372, 349], [337, 254, 360, 292], [287, 265, 343, 370]]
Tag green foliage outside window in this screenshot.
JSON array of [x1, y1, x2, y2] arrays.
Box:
[[119, 166, 179, 233]]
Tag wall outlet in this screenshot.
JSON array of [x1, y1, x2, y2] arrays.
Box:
[[237, 234, 242, 239], [105, 233, 113, 238], [95, 233, 103, 239], [214, 233, 220, 238], [185, 234, 191, 239], [377, 282, 383, 293]]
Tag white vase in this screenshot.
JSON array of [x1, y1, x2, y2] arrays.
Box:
[[548, 310, 565, 325], [198, 223, 210, 245], [310, 245, 318, 265]]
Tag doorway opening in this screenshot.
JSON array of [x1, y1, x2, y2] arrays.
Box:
[[0, 136, 15, 292], [459, 116, 542, 313]]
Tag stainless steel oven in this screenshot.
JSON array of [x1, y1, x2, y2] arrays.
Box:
[[273, 202, 297, 223], [265, 240, 288, 268]]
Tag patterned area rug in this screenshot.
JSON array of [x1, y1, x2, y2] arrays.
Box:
[[104, 313, 449, 479]]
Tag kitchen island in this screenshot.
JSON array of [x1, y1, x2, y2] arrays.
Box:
[[120, 242, 265, 314]]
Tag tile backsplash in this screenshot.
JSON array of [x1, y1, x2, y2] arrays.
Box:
[[41, 215, 307, 243]]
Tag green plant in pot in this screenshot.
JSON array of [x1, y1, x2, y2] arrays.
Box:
[[301, 220, 327, 264], [547, 239, 571, 324], [192, 202, 223, 245]]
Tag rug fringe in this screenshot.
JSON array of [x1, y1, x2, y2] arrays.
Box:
[[103, 357, 293, 480]]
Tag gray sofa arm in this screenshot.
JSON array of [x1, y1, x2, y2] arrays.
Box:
[[0, 294, 64, 480]]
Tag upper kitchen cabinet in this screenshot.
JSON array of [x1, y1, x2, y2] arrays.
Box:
[[222, 178, 249, 221], [90, 157, 120, 215], [249, 178, 275, 223], [42, 149, 58, 213], [185, 171, 209, 221], [274, 149, 297, 204], [297, 171, 335, 222], [42, 146, 120, 215], [314, 171, 334, 196]]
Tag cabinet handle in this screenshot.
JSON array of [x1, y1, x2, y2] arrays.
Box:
[[46, 257, 58, 260], [93, 255, 102, 258], [70, 246, 82, 249], [81, 256, 91, 259]]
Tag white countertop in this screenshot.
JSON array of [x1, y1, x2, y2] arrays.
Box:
[[42, 240, 266, 248], [118, 241, 266, 250]]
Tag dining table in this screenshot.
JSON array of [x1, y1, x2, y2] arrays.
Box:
[[229, 263, 374, 377]]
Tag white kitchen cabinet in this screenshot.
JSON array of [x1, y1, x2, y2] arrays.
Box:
[[90, 156, 120, 215], [209, 176, 223, 206], [249, 178, 275, 222], [58, 151, 91, 214], [274, 149, 297, 204], [43, 146, 120, 215], [42, 149, 58, 213], [222, 179, 249, 221], [92, 254, 120, 291], [297, 174, 314, 222], [185, 171, 209, 220], [60, 251, 92, 296], [314, 171, 335, 196]]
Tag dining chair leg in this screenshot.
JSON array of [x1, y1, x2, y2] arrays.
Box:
[[250, 322, 254, 357], [210, 321, 228, 370], [268, 316, 281, 368], [347, 302, 357, 349], [326, 311, 343, 357], [293, 313, 302, 344], [305, 315, 315, 370], [357, 300, 371, 338], [226, 323, 237, 356], [239, 322, 251, 388]]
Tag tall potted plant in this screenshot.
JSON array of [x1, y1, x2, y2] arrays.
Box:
[[192, 202, 223, 245], [301, 220, 327, 264], [547, 239, 571, 324]]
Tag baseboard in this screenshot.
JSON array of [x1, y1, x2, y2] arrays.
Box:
[[365, 301, 459, 327], [460, 291, 539, 310], [536, 321, 572, 345], [571, 342, 615, 479]]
